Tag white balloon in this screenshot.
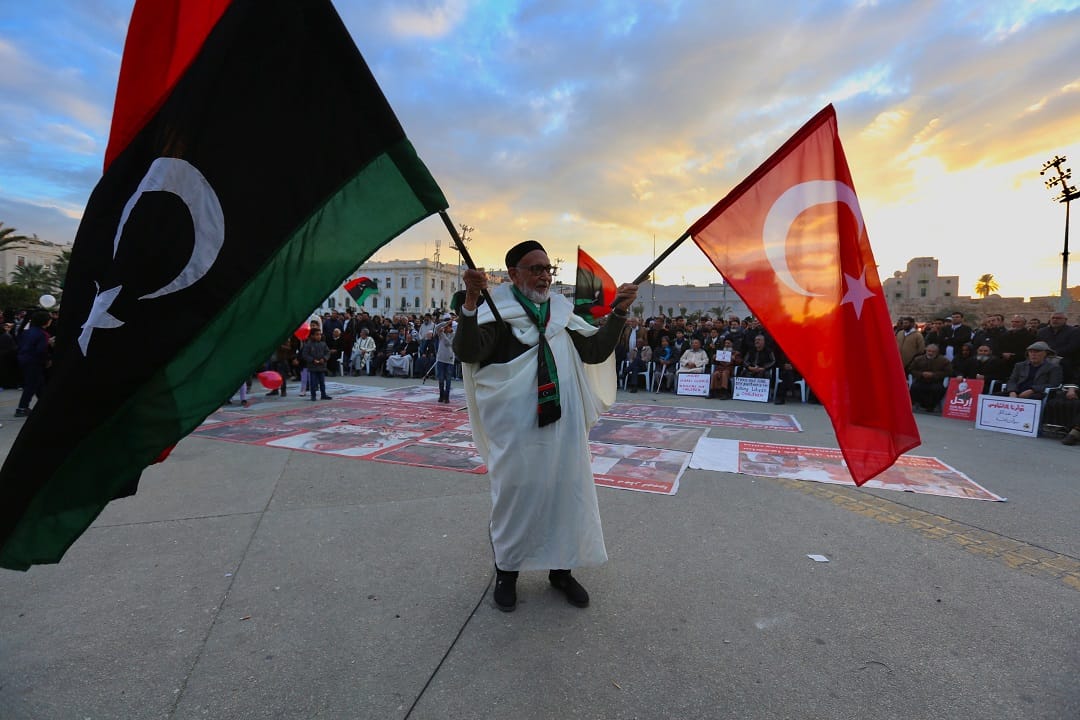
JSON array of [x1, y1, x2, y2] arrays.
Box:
[[39, 294, 57, 308]]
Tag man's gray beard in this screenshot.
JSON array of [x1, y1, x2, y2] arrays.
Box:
[[518, 285, 550, 304]]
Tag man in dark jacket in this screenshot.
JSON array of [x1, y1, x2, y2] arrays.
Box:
[[1036, 312, 1080, 384], [1007, 341, 1063, 400], [15, 311, 52, 417], [909, 344, 952, 412]]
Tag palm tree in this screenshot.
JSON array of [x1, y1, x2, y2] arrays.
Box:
[[11, 263, 55, 295], [49, 248, 72, 293], [974, 273, 999, 298], [0, 222, 30, 252], [710, 304, 734, 320]]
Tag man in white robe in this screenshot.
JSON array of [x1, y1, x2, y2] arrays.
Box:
[[454, 240, 637, 612]]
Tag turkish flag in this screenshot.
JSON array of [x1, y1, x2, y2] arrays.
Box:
[[688, 105, 919, 484]]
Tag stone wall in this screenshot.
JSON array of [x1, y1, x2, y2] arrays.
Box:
[[886, 294, 1080, 324]]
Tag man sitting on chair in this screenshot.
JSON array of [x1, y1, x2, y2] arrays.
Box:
[[909, 344, 951, 412], [385, 345, 414, 378], [677, 338, 708, 374], [1006, 341, 1062, 400], [351, 328, 376, 375], [742, 335, 775, 378]]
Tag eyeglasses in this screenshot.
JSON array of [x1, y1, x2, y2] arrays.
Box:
[[516, 264, 558, 277]]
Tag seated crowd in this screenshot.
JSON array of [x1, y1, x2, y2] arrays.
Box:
[[615, 314, 805, 405], [896, 310, 1080, 445], [264, 306, 1080, 447]]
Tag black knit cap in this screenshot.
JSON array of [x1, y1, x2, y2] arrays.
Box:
[[505, 240, 546, 269]]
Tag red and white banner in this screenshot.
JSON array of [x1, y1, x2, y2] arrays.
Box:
[[942, 377, 984, 421]]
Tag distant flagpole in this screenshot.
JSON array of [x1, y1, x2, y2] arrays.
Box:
[[438, 210, 503, 323], [608, 230, 692, 309]]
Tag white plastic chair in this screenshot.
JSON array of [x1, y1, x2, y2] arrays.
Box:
[[773, 367, 808, 403]]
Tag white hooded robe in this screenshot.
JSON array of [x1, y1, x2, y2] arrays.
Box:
[[461, 284, 618, 571]]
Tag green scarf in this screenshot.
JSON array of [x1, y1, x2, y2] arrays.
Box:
[[511, 286, 561, 427]]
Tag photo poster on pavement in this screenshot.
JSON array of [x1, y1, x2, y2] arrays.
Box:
[[590, 443, 690, 495], [195, 397, 488, 473], [589, 419, 706, 452], [942, 377, 984, 421], [732, 376, 770, 402], [676, 372, 710, 397], [605, 403, 802, 432], [688, 438, 1005, 501], [196, 394, 693, 491], [975, 395, 1042, 438]]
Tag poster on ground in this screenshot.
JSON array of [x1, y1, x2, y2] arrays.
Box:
[[689, 438, 1005, 501]]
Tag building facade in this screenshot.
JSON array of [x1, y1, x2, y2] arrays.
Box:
[[632, 280, 750, 320], [322, 259, 505, 315], [0, 237, 66, 284], [884, 256, 1080, 324], [884, 257, 961, 308]]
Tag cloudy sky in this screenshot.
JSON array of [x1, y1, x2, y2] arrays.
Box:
[[2, 0, 1079, 299]]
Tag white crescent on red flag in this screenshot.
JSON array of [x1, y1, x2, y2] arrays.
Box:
[[688, 104, 920, 485]]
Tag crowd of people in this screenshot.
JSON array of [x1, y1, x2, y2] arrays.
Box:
[[257, 308, 460, 403], [897, 310, 1080, 445], [614, 314, 804, 404], [6, 299, 1079, 447]]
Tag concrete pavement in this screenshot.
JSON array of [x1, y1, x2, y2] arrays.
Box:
[[0, 377, 1077, 720]]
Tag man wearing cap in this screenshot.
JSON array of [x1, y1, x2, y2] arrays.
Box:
[[454, 240, 637, 612], [1006, 341, 1063, 400]]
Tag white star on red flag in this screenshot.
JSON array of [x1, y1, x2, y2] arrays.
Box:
[[841, 267, 876, 319]]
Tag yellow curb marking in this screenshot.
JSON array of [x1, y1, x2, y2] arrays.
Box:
[[767, 476, 1080, 593]]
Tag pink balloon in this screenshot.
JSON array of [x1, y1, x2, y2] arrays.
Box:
[[257, 370, 283, 390], [294, 323, 310, 341]]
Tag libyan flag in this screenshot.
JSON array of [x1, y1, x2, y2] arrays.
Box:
[[0, 0, 448, 570], [344, 276, 379, 306], [573, 247, 617, 325]]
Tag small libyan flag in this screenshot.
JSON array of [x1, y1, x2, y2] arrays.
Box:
[[344, 276, 379, 305], [573, 247, 617, 325]]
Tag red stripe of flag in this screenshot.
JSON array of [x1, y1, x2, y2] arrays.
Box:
[[104, 0, 232, 170]]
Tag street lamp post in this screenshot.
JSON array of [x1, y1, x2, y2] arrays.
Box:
[[1041, 155, 1080, 311]]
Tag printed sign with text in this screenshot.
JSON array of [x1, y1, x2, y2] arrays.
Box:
[[943, 377, 984, 421], [975, 396, 1042, 438], [676, 372, 710, 397], [733, 376, 770, 403]]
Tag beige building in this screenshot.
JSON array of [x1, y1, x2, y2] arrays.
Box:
[[322, 258, 505, 315], [884, 257, 961, 306], [884, 256, 1080, 323], [0, 237, 67, 284]]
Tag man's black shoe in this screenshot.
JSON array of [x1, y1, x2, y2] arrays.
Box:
[[549, 569, 589, 608], [14, 408, 30, 417], [774, 395, 786, 405], [494, 570, 518, 612], [321, 395, 332, 400], [265, 389, 280, 396]]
